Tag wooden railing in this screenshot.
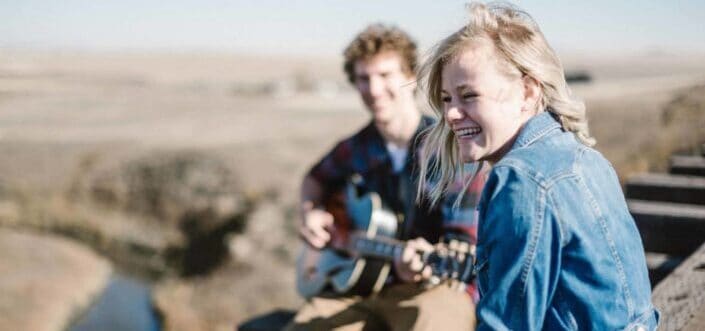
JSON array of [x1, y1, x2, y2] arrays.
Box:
[[626, 146, 705, 330]]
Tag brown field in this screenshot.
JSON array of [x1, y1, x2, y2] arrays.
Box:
[[1, 49, 704, 330]]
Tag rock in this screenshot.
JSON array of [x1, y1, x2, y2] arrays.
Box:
[[153, 261, 300, 331], [72, 149, 247, 227], [65, 149, 252, 276], [153, 202, 302, 331], [0, 228, 111, 331], [661, 84, 705, 155], [227, 202, 297, 263], [0, 200, 19, 226]]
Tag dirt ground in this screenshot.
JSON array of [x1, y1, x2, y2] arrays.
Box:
[[1, 49, 704, 329]]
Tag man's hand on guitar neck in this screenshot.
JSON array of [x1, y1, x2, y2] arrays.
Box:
[[299, 201, 334, 249], [394, 237, 434, 283]]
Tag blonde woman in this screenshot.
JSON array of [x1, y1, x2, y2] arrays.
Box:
[[418, 3, 658, 330]]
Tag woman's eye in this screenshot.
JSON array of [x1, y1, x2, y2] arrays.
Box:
[[441, 96, 452, 103], [462, 93, 478, 99]]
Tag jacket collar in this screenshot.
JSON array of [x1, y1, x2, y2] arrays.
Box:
[[511, 111, 562, 150]]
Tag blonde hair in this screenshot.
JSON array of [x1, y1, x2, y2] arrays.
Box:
[[418, 2, 595, 206]]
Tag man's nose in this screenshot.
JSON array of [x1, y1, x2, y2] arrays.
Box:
[[368, 76, 385, 96]]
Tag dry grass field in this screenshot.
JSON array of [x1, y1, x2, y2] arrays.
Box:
[[1, 49, 704, 329]]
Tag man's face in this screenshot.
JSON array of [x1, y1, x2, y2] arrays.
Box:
[[352, 52, 416, 124]]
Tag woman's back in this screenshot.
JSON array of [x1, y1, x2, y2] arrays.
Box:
[[476, 112, 658, 330]]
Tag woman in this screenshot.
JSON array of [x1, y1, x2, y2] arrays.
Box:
[[417, 3, 658, 330]]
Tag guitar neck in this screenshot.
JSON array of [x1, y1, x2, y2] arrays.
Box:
[[346, 235, 476, 287], [349, 236, 405, 261]]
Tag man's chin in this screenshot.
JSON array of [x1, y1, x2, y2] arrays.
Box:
[[372, 110, 391, 123]]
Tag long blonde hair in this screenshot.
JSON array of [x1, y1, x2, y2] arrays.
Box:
[[418, 2, 595, 207]]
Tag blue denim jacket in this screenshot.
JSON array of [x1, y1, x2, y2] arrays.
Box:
[[475, 112, 658, 330]]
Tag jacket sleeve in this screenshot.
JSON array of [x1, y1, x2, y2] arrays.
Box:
[[475, 165, 563, 331]]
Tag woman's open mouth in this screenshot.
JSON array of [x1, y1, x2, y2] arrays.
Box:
[[456, 127, 482, 139]]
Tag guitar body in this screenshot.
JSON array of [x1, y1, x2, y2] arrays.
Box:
[[296, 181, 399, 299]]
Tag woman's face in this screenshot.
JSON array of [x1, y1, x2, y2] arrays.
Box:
[[441, 44, 535, 164]]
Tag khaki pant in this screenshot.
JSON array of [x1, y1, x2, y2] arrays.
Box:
[[285, 283, 476, 331]]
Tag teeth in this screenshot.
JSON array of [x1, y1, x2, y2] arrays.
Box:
[[456, 127, 481, 137]]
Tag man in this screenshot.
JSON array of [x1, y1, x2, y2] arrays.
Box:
[[288, 24, 484, 331]]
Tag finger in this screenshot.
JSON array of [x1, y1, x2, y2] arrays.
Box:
[[409, 254, 425, 272], [310, 210, 334, 223], [321, 213, 335, 226], [309, 223, 331, 243], [421, 265, 432, 280], [304, 213, 332, 240], [416, 238, 434, 250], [401, 244, 416, 263], [300, 227, 325, 249], [309, 237, 325, 249], [408, 237, 434, 253]]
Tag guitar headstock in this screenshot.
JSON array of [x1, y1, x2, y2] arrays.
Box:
[[423, 237, 476, 291]]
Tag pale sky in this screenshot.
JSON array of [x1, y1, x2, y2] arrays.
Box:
[[1, 1, 704, 56]]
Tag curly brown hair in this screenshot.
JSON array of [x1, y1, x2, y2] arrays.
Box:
[[343, 23, 418, 84]]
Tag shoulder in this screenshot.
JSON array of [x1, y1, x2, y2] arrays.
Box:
[[496, 130, 588, 187], [412, 115, 438, 140], [479, 165, 544, 231], [420, 114, 438, 128], [479, 131, 584, 226], [328, 121, 378, 154], [481, 164, 543, 214]]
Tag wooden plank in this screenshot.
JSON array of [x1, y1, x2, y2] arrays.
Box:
[[626, 173, 705, 205], [651, 243, 705, 331], [629, 200, 705, 256], [670, 156, 705, 177]]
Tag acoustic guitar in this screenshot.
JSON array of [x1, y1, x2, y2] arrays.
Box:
[[296, 176, 475, 299]]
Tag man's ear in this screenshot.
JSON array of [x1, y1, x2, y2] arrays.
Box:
[[521, 75, 541, 113]]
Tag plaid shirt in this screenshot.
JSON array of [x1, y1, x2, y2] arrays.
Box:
[[308, 116, 485, 300]]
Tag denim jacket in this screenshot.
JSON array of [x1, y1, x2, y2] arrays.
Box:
[[475, 112, 658, 330]]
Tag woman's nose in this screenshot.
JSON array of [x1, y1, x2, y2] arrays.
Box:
[[445, 105, 464, 122]]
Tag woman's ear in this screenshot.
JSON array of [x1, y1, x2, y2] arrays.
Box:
[[521, 75, 541, 113]]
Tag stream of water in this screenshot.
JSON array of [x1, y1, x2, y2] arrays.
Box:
[[70, 273, 161, 331]]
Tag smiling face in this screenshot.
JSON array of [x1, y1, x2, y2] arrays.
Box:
[[441, 44, 536, 164], [353, 51, 416, 125]]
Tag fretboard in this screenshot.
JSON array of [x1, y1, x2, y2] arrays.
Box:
[[350, 236, 404, 261]]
